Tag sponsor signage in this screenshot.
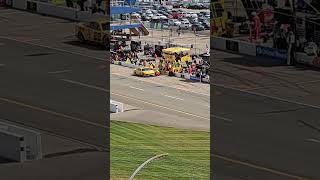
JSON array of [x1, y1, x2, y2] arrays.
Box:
[[256, 46, 287, 60], [190, 76, 200, 81]]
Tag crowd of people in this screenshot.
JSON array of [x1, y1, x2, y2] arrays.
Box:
[[65, 0, 105, 13], [110, 40, 210, 81]]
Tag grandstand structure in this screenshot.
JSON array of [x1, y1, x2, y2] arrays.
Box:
[[110, 0, 149, 36]]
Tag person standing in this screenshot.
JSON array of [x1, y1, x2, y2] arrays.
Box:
[[286, 27, 295, 65], [96, 0, 102, 6], [252, 12, 262, 41], [66, 0, 74, 7], [77, 0, 85, 11]]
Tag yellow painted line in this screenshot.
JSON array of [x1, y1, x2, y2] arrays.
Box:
[[0, 97, 107, 128], [214, 154, 311, 180]]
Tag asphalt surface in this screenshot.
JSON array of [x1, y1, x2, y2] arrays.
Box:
[[0, 37, 108, 146], [212, 51, 320, 180], [1, 7, 320, 180], [111, 73, 209, 119], [0, 37, 108, 179]]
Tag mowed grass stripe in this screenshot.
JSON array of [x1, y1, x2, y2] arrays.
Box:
[[111, 121, 210, 179]]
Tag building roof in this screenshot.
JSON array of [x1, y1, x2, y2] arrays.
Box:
[[111, 6, 140, 14]]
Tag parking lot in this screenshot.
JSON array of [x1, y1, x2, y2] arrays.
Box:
[[114, 4, 210, 32]]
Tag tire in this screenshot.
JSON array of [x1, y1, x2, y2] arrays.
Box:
[[77, 32, 85, 43]]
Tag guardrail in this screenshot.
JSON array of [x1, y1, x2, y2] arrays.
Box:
[[0, 120, 42, 162], [10, 0, 106, 21], [210, 36, 288, 65]]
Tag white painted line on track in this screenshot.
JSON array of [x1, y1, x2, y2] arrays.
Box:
[[61, 79, 109, 92], [163, 94, 184, 101], [129, 86, 145, 91], [0, 11, 25, 15], [306, 138, 320, 144], [48, 70, 71, 74], [112, 72, 210, 97], [112, 91, 210, 121], [213, 115, 233, 122], [0, 97, 107, 129], [0, 36, 107, 62], [60, 79, 226, 122], [24, 38, 41, 42], [214, 83, 320, 110]]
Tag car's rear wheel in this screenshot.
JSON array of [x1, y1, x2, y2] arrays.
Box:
[[77, 32, 85, 43]]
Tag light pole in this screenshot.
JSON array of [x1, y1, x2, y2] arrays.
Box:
[[290, 0, 297, 65], [194, 30, 197, 55]]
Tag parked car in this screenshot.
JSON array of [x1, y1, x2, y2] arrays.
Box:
[[162, 22, 170, 29], [201, 21, 210, 30], [180, 21, 192, 29], [159, 15, 168, 20], [186, 12, 198, 18], [191, 23, 205, 31], [198, 17, 207, 23], [152, 15, 160, 20], [187, 3, 203, 9], [180, 18, 190, 24], [169, 19, 182, 26], [173, 3, 184, 8], [189, 18, 199, 24], [172, 13, 183, 19]]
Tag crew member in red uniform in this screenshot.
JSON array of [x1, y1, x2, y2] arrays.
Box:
[[252, 12, 262, 40]]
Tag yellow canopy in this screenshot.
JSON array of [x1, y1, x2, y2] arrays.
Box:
[[162, 47, 191, 54]]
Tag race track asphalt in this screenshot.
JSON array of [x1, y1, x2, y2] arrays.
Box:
[[0, 37, 109, 179]]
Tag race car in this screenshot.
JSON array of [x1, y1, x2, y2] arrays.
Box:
[[133, 67, 160, 77], [75, 19, 110, 49]]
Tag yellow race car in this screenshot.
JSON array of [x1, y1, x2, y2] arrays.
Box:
[[134, 67, 160, 77], [75, 18, 110, 49]]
